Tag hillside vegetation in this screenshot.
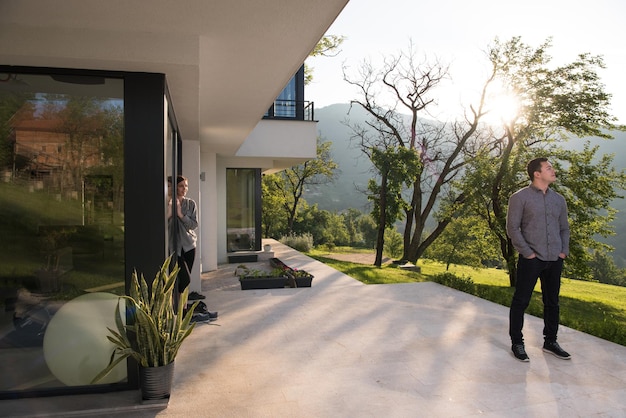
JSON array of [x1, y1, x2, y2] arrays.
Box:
[[309, 103, 626, 266]]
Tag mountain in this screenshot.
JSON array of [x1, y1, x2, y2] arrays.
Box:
[[305, 103, 373, 212], [308, 103, 626, 265], [582, 131, 626, 266]]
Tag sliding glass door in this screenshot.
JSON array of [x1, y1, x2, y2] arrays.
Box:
[[226, 168, 261, 252], [0, 71, 126, 394]]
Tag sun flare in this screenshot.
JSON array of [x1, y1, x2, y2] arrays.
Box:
[[484, 89, 521, 125]]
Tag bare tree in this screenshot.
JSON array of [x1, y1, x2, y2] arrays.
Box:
[[344, 42, 492, 263]]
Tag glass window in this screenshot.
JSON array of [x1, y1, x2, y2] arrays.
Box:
[[226, 168, 259, 252], [274, 75, 296, 118], [0, 72, 126, 394]]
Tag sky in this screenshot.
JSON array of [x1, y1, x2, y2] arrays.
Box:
[[306, 0, 626, 123]]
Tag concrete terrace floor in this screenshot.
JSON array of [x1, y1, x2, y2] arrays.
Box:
[[4, 239, 626, 417]]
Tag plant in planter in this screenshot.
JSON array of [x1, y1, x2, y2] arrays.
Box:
[[270, 257, 313, 287], [91, 255, 198, 401], [238, 266, 289, 290], [286, 268, 314, 287], [234, 264, 249, 278]]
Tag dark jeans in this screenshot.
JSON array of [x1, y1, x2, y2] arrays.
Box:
[[177, 248, 195, 293], [509, 256, 563, 345]]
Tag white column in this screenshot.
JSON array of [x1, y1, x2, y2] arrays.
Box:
[[200, 150, 218, 271]]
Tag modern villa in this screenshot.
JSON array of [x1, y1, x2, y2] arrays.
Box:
[[0, 0, 349, 399]]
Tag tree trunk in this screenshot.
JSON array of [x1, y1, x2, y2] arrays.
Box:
[[286, 204, 297, 233], [374, 227, 385, 267], [507, 261, 517, 288], [502, 237, 517, 287], [374, 171, 389, 267], [402, 203, 415, 261]]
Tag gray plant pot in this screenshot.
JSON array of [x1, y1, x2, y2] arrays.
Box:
[[239, 276, 287, 290], [140, 361, 175, 401]]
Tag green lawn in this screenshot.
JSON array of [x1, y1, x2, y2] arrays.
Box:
[[308, 249, 626, 346]]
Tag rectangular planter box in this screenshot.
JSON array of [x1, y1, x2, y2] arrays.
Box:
[[285, 271, 314, 288], [269, 257, 287, 269], [271, 257, 313, 287], [239, 276, 287, 290], [294, 276, 313, 287]]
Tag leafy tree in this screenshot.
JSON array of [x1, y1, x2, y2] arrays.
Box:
[[55, 96, 109, 192], [342, 207, 365, 246], [265, 137, 337, 233], [324, 210, 351, 247], [366, 146, 421, 266], [3, 93, 124, 208], [424, 215, 500, 270], [292, 203, 349, 247], [588, 250, 624, 286], [86, 103, 124, 210], [458, 37, 624, 286], [0, 90, 33, 171], [305, 35, 345, 85], [357, 214, 378, 249], [383, 228, 403, 260], [551, 145, 625, 280], [261, 173, 288, 238]]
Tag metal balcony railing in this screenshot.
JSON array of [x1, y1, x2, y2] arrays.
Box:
[[263, 100, 314, 121]]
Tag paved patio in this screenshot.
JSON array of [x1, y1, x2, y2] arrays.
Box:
[[4, 239, 626, 417]]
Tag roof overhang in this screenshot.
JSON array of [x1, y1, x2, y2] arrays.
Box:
[[0, 0, 349, 155]]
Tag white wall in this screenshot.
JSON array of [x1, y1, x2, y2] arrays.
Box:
[[200, 150, 219, 271], [197, 118, 319, 268], [236, 119, 317, 159], [215, 158, 229, 264]]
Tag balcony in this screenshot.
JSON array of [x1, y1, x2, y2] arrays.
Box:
[[263, 100, 315, 121]]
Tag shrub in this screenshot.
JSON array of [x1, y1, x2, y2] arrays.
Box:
[[431, 272, 476, 293], [280, 232, 314, 252], [383, 228, 403, 259]]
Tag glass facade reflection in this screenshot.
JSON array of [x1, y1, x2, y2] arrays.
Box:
[[226, 168, 261, 252], [274, 75, 296, 118], [0, 72, 126, 394]]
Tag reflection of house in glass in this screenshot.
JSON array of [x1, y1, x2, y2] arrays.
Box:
[[11, 103, 118, 197], [13, 118, 66, 175]]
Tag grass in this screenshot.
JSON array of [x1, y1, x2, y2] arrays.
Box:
[[319, 246, 380, 255], [0, 181, 126, 302], [307, 248, 626, 346], [311, 255, 427, 285]]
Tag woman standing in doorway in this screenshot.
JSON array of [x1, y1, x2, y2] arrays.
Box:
[[167, 175, 198, 295], [168, 175, 217, 322]]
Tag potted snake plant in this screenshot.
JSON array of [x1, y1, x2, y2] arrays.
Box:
[[91, 255, 198, 401]]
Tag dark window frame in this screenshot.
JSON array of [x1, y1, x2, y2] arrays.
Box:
[[0, 65, 177, 399]]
